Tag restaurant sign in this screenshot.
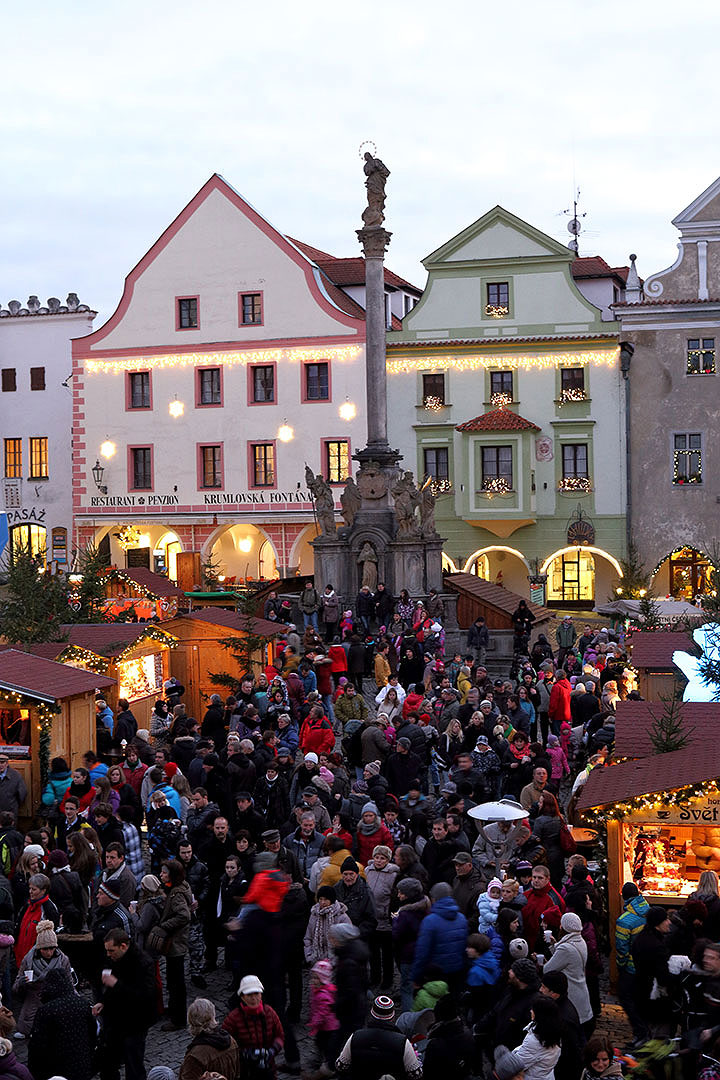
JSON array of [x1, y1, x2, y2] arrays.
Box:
[[625, 793, 720, 824]]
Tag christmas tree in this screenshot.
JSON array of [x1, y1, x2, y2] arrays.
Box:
[[0, 545, 69, 643], [209, 586, 274, 692], [648, 685, 692, 753]]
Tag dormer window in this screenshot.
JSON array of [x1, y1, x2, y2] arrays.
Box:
[[486, 282, 509, 318]]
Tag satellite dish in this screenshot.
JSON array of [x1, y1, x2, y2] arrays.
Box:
[[567, 217, 582, 235]]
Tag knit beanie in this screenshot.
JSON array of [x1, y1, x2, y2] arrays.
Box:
[[560, 912, 583, 933], [647, 905, 670, 928], [141, 874, 161, 893], [511, 958, 540, 989], [25, 844, 45, 860], [370, 995, 395, 1021], [317, 885, 337, 903], [361, 802, 379, 817], [311, 959, 334, 985], [341, 856, 359, 874], [364, 762, 381, 777], [397, 877, 423, 901], [487, 878, 503, 893], [509, 938, 529, 960], [48, 850, 69, 869], [372, 845, 392, 861], [621, 882, 639, 900], [35, 920, 57, 949]]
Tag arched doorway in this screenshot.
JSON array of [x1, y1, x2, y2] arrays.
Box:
[[290, 525, 320, 577], [205, 524, 278, 583], [442, 552, 458, 573], [258, 539, 278, 581], [9, 523, 47, 564], [153, 531, 182, 581], [462, 547, 529, 592], [652, 546, 713, 600], [467, 554, 490, 580], [541, 546, 623, 608]]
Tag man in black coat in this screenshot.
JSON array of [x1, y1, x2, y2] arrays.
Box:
[[336, 994, 422, 1080], [541, 970, 583, 1080], [29, 968, 97, 1080], [329, 923, 370, 1049], [95, 929, 156, 1080], [385, 740, 423, 798], [335, 858, 377, 939], [201, 694, 226, 747], [478, 957, 541, 1051], [632, 906, 673, 1035]]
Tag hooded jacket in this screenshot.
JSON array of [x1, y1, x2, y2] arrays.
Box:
[[615, 893, 649, 972], [392, 894, 431, 964], [179, 1029, 239, 1080], [412, 895, 468, 981]]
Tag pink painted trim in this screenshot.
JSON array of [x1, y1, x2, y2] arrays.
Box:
[[246, 360, 277, 406], [238, 290, 264, 328], [195, 365, 224, 408], [301, 358, 332, 404], [196, 442, 225, 490], [127, 444, 155, 491], [124, 369, 153, 411], [71, 174, 364, 356], [74, 332, 362, 362], [247, 439, 277, 489], [175, 295, 200, 332], [321, 436, 352, 485]]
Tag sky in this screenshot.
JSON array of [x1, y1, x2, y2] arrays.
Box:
[[2, 0, 720, 325]]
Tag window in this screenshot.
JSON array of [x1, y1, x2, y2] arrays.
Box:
[[304, 362, 329, 401], [128, 371, 151, 409], [30, 367, 45, 391], [490, 370, 513, 403], [385, 294, 392, 329], [481, 445, 513, 491], [251, 365, 275, 403], [29, 437, 48, 479], [325, 440, 350, 484], [177, 297, 198, 329], [403, 294, 415, 315], [486, 282, 509, 316], [673, 433, 702, 485], [562, 444, 588, 479], [560, 367, 586, 400], [1, 369, 16, 393], [9, 524, 46, 564], [422, 373, 446, 408], [4, 439, 21, 478], [687, 338, 716, 375], [199, 445, 223, 489], [424, 447, 450, 492], [130, 447, 153, 490], [240, 292, 263, 325], [197, 368, 222, 406], [251, 443, 275, 487]]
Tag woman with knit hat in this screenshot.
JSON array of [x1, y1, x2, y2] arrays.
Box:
[[366, 845, 400, 990], [304, 885, 352, 964], [543, 911, 593, 1032], [12, 919, 71, 1036]]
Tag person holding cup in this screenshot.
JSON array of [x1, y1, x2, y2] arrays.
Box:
[[543, 911, 593, 1034], [12, 919, 72, 1036]]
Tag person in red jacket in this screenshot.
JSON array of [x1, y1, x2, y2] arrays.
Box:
[[521, 863, 566, 952], [355, 802, 395, 866], [300, 706, 335, 757], [223, 974, 284, 1078], [548, 673, 572, 737]]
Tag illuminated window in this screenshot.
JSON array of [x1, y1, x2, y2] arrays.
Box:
[[177, 297, 198, 329], [30, 367, 45, 391], [560, 368, 586, 400], [252, 365, 275, 403], [547, 550, 595, 603], [198, 368, 222, 406], [9, 523, 46, 563], [486, 282, 509, 316], [117, 653, 163, 702], [481, 445, 513, 491], [305, 362, 329, 401], [4, 439, 21, 479], [490, 371, 513, 400], [200, 445, 223, 488], [241, 293, 263, 325], [1, 369, 16, 392], [128, 371, 151, 409], [29, 437, 48, 479], [251, 443, 275, 487], [673, 433, 702, 485], [422, 373, 445, 407], [130, 447, 153, 490], [687, 338, 715, 375], [325, 440, 349, 484]]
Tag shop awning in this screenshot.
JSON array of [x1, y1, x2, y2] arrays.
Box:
[[577, 741, 720, 809], [613, 700, 720, 759], [594, 599, 704, 622]]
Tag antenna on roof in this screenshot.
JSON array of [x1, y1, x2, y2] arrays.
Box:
[[562, 188, 587, 256]]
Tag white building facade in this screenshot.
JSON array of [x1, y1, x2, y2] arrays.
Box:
[[1, 295, 95, 567], [72, 175, 418, 582]]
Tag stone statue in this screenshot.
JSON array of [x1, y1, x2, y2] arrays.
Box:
[[419, 478, 438, 538], [305, 466, 336, 537], [362, 152, 391, 227], [357, 542, 378, 590], [340, 475, 362, 529], [391, 471, 421, 538]]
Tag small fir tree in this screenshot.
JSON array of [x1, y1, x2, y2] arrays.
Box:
[[648, 685, 692, 753], [638, 593, 664, 630], [209, 586, 274, 692], [201, 550, 223, 590], [67, 544, 115, 623], [0, 545, 69, 643], [616, 541, 651, 599]]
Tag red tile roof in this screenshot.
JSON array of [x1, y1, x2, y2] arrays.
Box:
[[571, 256, 629, 285], [613, 700, 720, 758], [104, 568, 185, 599], [289, 238, 421, 292], [577, 739, 720, 809], [388, 334, 619, 348], [0, 649, 114, 701], [444, 573, 551, 624], [456, 407, 541, 432], [174, 607, 285, 638], [629, 631, 696, 670]]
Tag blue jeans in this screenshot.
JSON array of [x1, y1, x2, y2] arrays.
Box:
[[303, 612, 319, 630]]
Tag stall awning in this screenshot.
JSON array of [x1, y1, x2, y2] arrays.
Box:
[[577, 741, 720, 809], [613, 701, 720, 759], [176, 607, 286, 638], [629, 632, 697, 670], [0, 650, 115, 702], [57, 624, 177, 658]]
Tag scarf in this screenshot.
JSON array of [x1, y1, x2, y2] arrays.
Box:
[[358, 816, 380, 836], [310, 901, 348, 960]]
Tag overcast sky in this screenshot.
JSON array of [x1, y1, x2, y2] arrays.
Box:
[[2, 0, 719, 325]]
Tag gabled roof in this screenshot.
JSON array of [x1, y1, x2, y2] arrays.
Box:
[[289, 238, 421, 293], [456, 407, 541, 433], [58, 624, 177, 657], [444, 573, 551, 624], [170, 607, 285, 637], [629, 631, 697, 670], [0, 650, 114, 702], [103, 568, 185, 599], [673, 174, 720, 227], [613, 700, 720, 759], [423, 205, 574, 267], [577, 740, 720, 809], [571, 257, 629, 286]]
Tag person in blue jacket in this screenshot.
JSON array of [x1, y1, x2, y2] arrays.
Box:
[[145, 767, 182, 816], [41, 758, 73, 814], [411, 882, 468, 991]]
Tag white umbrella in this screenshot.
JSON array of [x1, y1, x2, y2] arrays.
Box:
[[468, 798, 528, 822]]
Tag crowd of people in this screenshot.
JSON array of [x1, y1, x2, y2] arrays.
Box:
[[0, 583, 704, 1080]]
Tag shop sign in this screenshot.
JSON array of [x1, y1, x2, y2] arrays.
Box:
[[625, 793, 720, 824], [7, 507, 46, 523], [90, 495, 180, 508], [202, 490, 313, 505]]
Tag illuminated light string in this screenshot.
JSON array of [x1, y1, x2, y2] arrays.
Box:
[[490, 392, 513, 408], [582, 777, 720, 825], [85, 345, 363, 375], [423, 395, 444, 412], [386, 348, 619, 375], [558, 477, 592, 494], [0, 689, 59, 787], [650, 546, 716, 579]]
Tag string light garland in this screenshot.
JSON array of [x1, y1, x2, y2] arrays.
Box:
[[583, 777, 720, 825], [86, 345, 363, 375], [650, 546, 715, 578], [0, 689, 59, 786], [114, 525, 143, 551], [559, 387, 588, 405], [481, 478, 512, 495], [429, 478, 452, 496], [423, 395, 444, 411], [485, 304, 510, 319], [490, 392, 513, 407], [387, 348, 618, 375], [558, 477, 592, 494]]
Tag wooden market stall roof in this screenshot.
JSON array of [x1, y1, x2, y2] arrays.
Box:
[[613, 700, 720, 759], [629, 632, 697, 670], [443, 572, 552, 631], [174, 607, 286, 638], [102, 568, 186, 599], [577, 741, 720, 810], [57, 624, 177, 657], [0, 649, 115, 701]]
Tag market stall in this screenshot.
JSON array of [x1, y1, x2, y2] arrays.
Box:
[[0, 649, 114, 818], [99, 567, 186, 622], [627, 631, 696, 700]]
